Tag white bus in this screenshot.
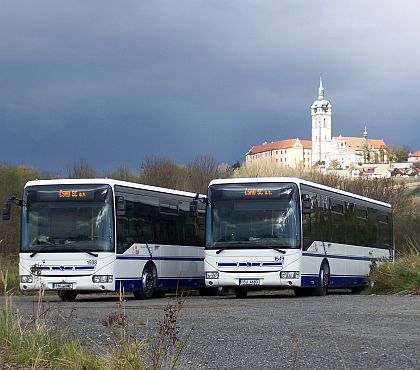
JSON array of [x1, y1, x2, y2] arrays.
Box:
[[3, 179, 207, 301], [204, 177, 394, 298]]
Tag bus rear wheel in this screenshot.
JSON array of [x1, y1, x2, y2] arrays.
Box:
[[58, 291, 77, 302], [134, 263, 157, 300], [234, 287, 248, 298]]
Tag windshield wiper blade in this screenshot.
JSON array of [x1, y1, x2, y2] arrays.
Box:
[[274, 248, 286, 254], [30, 245, 51, 258], [216, 248, 226, 254], [30, 247, 99, 258], [73, 249, 99, 257]]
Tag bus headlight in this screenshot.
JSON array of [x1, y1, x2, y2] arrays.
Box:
[[280, 271, 299, 279], [92, 275, 113, 283], [20, 275, 33, 283], [206, 272, 219, 279]]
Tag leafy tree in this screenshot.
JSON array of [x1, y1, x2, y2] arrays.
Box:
[[328, 160, 341, 170], [386, 145, 410, 163]]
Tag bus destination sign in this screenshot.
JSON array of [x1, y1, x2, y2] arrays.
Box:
[[59, 190, 88, 199], [244, 189, 273, 197]]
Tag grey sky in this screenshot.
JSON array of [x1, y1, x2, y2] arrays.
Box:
[[1, 1, 419, 173]]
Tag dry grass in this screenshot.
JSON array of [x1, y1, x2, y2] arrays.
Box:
[[1, 277, 189, 369], [367, 245, 420, 295]]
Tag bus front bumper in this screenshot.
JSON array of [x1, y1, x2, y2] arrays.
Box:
[[19, 274, 115, 292], [205, 270, 301, 289]]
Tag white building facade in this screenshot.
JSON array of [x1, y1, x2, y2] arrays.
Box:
[[245, 78, 387, 170], [311, 77, 332, 165]]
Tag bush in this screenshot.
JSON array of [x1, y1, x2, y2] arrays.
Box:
[[367, 252, 420, 295]]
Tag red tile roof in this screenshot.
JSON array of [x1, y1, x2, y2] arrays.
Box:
[[336, 137, 386, 150], [410, 150, 420, 157], [247, 138, 312, 155]]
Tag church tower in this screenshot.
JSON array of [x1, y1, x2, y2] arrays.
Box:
[[311, 77, 332, 165]]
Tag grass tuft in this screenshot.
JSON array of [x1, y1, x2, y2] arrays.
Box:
[[0, 271, 101, 369], [367, 250, 420, 295]]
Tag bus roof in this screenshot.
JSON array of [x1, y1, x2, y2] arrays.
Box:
[[208, 177, 391, 208], [24, 178, 205, 199]]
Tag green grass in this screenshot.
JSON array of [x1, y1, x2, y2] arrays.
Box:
[[366, 253, 420, 295]]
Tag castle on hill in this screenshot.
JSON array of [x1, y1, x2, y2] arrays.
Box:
[[245, 78, 387, 170]]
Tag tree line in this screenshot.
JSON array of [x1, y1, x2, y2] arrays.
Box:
[[1, 157, 418, 256]]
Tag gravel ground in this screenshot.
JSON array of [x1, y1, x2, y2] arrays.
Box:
[[1, 290, 419, 369]]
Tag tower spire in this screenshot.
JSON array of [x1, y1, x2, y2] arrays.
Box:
[[318, 76, 324, 99], [363, 126, 368, 139]]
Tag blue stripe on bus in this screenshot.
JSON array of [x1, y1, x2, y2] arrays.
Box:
[[301, 274, 368, 288], [217, 262, 284, 267], [116, 255, 204, 262], [302, 252, 377, 262], [115, 277, 205, 292]]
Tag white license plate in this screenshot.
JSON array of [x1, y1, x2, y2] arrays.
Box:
[[52, 283, 73, 290], [239, 279, 260, 286]]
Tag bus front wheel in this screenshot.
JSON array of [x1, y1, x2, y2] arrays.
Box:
[[58, 290, 77, 302], [313, 262, 330, 296], [234, 287, 248, 298], [134, 263, 157, 300]]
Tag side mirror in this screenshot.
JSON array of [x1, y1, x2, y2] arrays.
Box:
[[116, 196, 126, 216], [301, 195, 313, 214], [2, 200, 11, 221]]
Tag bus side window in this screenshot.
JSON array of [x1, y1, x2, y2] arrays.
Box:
[[302, 192, 318, 250], [330, 198, 345, 244]]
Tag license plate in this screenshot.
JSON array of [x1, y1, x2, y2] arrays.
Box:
[[52, 283, 73, 290], [239, 279, 260, 286]]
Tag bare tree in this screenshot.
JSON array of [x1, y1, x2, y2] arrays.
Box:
[[106, 164, 139, 183], [140, 156, 187, 190], [66, 159, 97, 179], [187, 155, 220, 194]]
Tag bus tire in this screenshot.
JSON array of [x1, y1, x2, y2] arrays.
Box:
[[313, 262, 330, 296], [134, 263, 157, 300], [234, 287, 248, 298], [58, 290, 77, 302]]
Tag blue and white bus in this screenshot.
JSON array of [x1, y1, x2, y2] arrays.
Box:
[[204, 177, 394, 298], [3, 179, 207, 301]]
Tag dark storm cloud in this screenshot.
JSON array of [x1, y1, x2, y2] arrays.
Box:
[[0, 1, 419, 173]]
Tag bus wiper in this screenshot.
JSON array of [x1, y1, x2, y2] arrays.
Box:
[[30, 247, 99, 258], [216, 248, 226, 254], [274, 248, 286, 254], [30, 245, 52, 258], [71, 248, 99, 257]]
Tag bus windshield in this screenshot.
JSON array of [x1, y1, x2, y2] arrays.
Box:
[[21, 184, 114, 253], [206, 183, 301, 250]]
